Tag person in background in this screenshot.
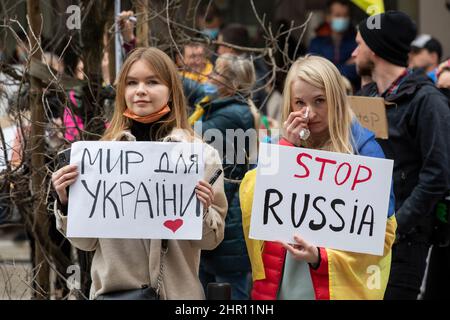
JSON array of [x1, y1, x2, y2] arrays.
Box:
[[216, 24, 251, 57], [354, 11, 450, 300], [308, 0, 359, 89], [117, 10, 137, 54], [61, 47, 86, 142], [177, 42, 215, 114], [240, 55, 396, 300], [217, 23, 269, 114], [196, 2, 223, 41], [421, 58, 450, 300], [176, 42, 214, 84], [437, 59, 450, 92], [194, 54, 257, 300], [409, 35, 443, 83]]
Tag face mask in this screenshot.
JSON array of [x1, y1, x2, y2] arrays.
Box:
[[203, 82, 219, 98], [331, 18, 350, 33], [202, 28, 219, 40]]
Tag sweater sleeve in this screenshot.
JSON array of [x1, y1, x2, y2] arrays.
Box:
[[53, 200, 99, 252], [190, 146, 228, 250]]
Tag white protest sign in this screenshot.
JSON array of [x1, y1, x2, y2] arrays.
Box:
[[67, 141, 204, 239], [250, 143, 393, 256]]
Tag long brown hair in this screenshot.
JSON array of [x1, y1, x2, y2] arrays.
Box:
[[102, 47, 193, 141]]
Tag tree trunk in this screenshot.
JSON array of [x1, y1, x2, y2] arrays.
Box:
[[27, 0, 50, 299], [106, 19, 116, 84], [80, 0, 114, 139], [81, 1, 105, 80]]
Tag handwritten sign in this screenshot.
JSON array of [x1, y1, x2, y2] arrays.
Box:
[[348, 96, 388, 139], [67, 141, 204, 239], [250, 143, 393, 256]]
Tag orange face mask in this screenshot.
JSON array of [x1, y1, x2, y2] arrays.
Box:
[[123, 105, 171, 124]]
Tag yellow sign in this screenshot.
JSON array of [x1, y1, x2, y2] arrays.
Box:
[[351, 0, 385, 15]]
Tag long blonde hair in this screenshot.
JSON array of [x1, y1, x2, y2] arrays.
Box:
[[282, 55, 354, 154], [103, 47, 193, 141]]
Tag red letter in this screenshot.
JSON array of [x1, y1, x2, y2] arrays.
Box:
[[294, 153, 312, 178], [315, 157, 337, 181], [334, 162, 352, 186], [351, 165, 372, 191]]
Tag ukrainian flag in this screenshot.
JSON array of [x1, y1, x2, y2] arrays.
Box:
[[351, 0, 385, 15]]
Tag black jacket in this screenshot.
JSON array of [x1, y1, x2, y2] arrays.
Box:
[[359, 70, 450, 242]]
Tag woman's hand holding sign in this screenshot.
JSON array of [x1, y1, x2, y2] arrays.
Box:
[[278, 235, 320, 266], [52, 165, 79, 205], [195, 180, 215, 213], [195, 169, 222, 214]]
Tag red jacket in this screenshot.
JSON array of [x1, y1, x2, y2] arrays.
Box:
[[251, 236, 330, 300]]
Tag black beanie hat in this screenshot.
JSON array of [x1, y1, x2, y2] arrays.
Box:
[[358, 11, 417, 67]]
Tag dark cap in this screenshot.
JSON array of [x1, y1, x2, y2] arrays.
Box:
[[411, 34, 443, 61], [358, 11, 417, 67]]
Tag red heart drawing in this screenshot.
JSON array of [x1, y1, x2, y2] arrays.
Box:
[[163, 219, 183, 233]]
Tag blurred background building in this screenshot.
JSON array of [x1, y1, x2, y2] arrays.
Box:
[[0, 0, 449, 59]]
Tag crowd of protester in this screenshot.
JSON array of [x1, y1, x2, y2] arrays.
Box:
[[1, 0, 449, 300]]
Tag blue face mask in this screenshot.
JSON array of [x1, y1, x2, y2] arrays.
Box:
[[203, 82, 219, 97], [194, 82, 218, 106], [202, 28, 219, 40], [331, 18, 350, 33]]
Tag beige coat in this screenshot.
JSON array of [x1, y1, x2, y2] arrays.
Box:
[[54, 128, 228, 299]]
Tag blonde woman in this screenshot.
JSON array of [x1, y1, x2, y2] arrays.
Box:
[[51, 47, 228, 300], [239, 55, 396, 300]]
